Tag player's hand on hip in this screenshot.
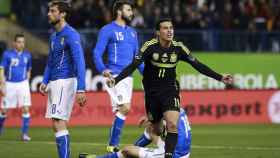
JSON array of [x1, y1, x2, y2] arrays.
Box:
[[102, 69, 112, 78], [76, 92, 86, 107], [39, 83, 48, 96], [222, 74, 234, 85], [106, 77, 115, 88]]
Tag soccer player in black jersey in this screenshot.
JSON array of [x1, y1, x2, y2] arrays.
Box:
[[107, 18, 233, 158]]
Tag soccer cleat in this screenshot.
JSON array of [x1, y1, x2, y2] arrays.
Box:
[[79, 153, 96, 158], [106, 145, 120, 153], [21, 134, 31, 141]]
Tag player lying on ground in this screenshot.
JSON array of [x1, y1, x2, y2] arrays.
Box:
[[79, 108, 191, 158]]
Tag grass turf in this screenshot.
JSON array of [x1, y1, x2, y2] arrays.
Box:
[[0, 125, 280, 158]]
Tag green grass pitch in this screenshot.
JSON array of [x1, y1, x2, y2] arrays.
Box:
[[0, 125, 280, 158]]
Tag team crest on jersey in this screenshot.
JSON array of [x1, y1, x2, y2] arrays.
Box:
[[161, 53, 168, 63], [11, 58, 19, 66], [60, 37, 65, 45], [170, 53, 178, 63], [152, 53, 159, 61]]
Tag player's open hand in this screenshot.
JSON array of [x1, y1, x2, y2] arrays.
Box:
[[76, 92, 86, 107], [106, 77, 115, 88], [222, 74, 233, 85], [39, 83, 48, 96]]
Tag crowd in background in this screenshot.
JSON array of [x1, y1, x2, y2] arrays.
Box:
[[10, 0, 280, 31], [3, 0, 278, 52]]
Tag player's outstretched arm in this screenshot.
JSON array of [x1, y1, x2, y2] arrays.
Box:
[[114, 58, 142, 85], [189, 58, 233, 85], [221, 74, 234, 85], [185, 56, 231, 83], [178, 42, 233, 84], [187, 57, 223, 81]]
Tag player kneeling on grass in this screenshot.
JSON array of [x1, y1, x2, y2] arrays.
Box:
[[79, 108, 191, 158]]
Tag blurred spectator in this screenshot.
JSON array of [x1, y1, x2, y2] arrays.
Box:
[[5, 0, 280, 53], [9, 0, 280, 31], [131, 8, 145, 28]]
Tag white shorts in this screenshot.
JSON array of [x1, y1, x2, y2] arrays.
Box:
[[104, 76, 133, 112], [138, 147, 165, 158], [138, 147, 190, 158], [45, 78, 77, 121], [1, 80, 31, 109]]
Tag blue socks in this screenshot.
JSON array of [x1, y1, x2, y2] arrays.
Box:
[[21, 113, 30, 135], [55, 130, 70, 158], [97, 152, 119, 158], [109, 112, 126, 146], [0, 113, 6, 134], [134, 128, 152, 147]]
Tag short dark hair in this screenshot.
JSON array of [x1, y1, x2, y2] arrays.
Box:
[[112, 0, 133, 19], [48, 0, 71, 15], [14, 34, 24, 41], [155, 18, 173, 31]]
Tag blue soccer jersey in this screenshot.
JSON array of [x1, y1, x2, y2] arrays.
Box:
[[42, 24, 86, 91], [0, 49, 32, 82], [93, 21, 144, 75], [173, 109, 192, 158]]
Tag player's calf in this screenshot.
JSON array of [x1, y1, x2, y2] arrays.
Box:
[[0, 111, 7, 135]]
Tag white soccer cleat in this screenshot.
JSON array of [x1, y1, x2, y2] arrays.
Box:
[[21, 134, 31, 141]]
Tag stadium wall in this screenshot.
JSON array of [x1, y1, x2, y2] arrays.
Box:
[[3, 90, 280, 127], [27, 53, 280, 92], [133, 53, 280, 90]]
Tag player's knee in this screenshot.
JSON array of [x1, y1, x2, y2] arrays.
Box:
[[121, 146, 133, 157], [52, 118, 67, 132], [22, 107, 29, 114], [166, 120, 178, 132], [118, 104, 130, 115]]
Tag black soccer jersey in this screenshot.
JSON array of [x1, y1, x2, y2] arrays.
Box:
[[115, 38, 222, 90], [138, 38, 194, 88]]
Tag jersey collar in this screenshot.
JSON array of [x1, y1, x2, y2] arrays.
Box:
[[56, 23, 69, 35], [112, 21, 127, 29], [13, 49, 23, 55]]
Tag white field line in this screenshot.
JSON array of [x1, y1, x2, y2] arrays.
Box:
[[0, 141, 279, 151]]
